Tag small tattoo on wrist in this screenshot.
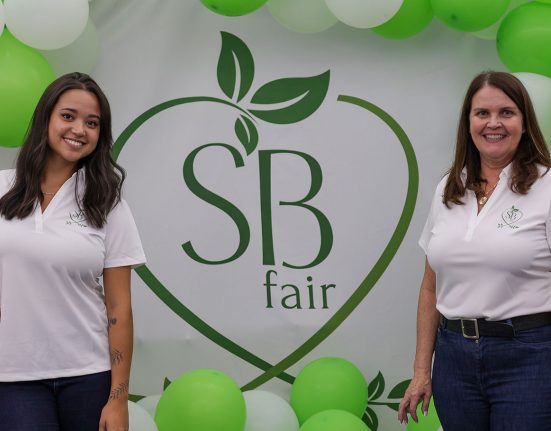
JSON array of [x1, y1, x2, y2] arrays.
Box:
[[109, 381, 129, 400]]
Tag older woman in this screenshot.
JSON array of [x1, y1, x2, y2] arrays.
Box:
[[0, 73, 145, 431], [399, 71, 551, 430]]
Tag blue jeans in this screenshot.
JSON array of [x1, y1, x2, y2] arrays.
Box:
[[0, 370, 111, 431], [433, 324, 551, 431]]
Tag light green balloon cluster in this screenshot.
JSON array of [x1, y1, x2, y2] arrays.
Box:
[[155, 369, 246, 431], [0, 30, 55, 148], [290, 357, 368, 425]]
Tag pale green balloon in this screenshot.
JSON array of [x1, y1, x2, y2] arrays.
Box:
[[267, 0, 338, 34], [514, 72, 551, 149], [40, 19, 99, 76], [431, 0, 510, 32], [0, 3, 5, 38], [243, 390, 299, 431], [128, 401, 158, 431], [372, 0, 433, 39], [473, 0, 531, 40], [136, 394, 162, 418], [0, 30, 55, 148]]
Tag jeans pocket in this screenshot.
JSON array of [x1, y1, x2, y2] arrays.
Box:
[[514, 324, 551, 345]]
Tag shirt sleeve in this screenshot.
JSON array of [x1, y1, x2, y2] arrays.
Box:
[[104, 199, 146, 269], [418, 177, 446, 254]]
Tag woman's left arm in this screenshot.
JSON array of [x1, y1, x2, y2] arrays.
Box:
[[99, 266, 133, 431]]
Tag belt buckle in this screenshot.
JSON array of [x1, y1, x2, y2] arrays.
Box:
[[460, 318, 480, 340]]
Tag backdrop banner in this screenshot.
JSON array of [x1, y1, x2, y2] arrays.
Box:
[[0, 1, 505, 429]]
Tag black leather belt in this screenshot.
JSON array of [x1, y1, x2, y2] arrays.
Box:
[[441, 312, 551, 340]]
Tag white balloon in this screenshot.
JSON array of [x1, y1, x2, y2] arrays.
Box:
[[136, 394, 162, 418], [40, 19, 99, 76], [514, 72, 551, 147], [0, 2, 5, 39], [128, 401, 158, 431], [243, 390, 299, 431], [324, 0, 403, 29], [268, 0, 338, 34], [4, 0, 89, 50]]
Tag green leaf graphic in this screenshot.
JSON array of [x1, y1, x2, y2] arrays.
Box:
[[234, 115, 258, 155], [249, 71, 330, 124], [128, 393, 145, 402], [217, 32, 255, 102], [368, 371, 385, 401], [363, 406, 379, 431], [385, 402, 401, 412], [388, 379, 411, 399], [163, 377, 172, 391]]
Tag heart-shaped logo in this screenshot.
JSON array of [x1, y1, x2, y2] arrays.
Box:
[[113, 33, 419, 395]]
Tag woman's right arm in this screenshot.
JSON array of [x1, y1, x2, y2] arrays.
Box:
[[398, 257, 439, 424]]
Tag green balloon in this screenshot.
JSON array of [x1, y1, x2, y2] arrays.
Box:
[[431, 0, 510, 32], [473, 0, 531, 40], [200, 0, 268, 17], [372, 0, 433, 39], [300, 410, 369, 431], [497, 2, 551, 78], [290, 357, 368, 425], [154, 369, 246, 431], [0, 30, 55, 148], [406, 399, 441, 431]]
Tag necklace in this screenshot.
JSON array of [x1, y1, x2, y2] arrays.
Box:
[[477, 181, 498, 206], [41, 191, 56, 196]]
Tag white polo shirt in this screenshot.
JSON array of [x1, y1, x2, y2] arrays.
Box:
[[420, 163, 551, 321], [0, 169, 146, 381]]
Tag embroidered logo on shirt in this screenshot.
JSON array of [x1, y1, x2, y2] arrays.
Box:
[[66, 210, 88, 228], [498, 205, 522, 229]]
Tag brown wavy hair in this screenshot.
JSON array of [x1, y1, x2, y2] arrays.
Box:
[[443, 71, 551, 207], [0, 72, 125, 228]]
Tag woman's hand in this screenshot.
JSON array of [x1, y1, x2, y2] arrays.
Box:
[[398, 371, 432, 424], [98, 399, 129, 431]]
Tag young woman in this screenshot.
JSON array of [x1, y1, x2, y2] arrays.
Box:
[[0, 72, 146, 431]]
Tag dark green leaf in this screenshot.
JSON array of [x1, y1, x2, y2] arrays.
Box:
[[249, 70, 330, 124], [388, 379, 411, 399], [234, 115, 258, 155], [363, 406, 379, 431], [163, 377, 172, 391], [217, 32, 255, 102], [128, 393, 145, 402], [368, 371, 385, 401], [385, 402, 401, 412]]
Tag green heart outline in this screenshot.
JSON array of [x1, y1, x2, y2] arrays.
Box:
[[112, 94, 419, 389]]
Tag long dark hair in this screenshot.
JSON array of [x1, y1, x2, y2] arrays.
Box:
[[0, 72, 125, 228], [443, 71, 551, 207]]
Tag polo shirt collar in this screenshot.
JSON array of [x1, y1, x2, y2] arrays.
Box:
[[460, 162, 513, 181]]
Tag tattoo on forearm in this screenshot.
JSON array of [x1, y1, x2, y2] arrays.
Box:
[[109, 381, 129, 401], [107, 317, 117, 331], [110, 348, 123, 365]]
